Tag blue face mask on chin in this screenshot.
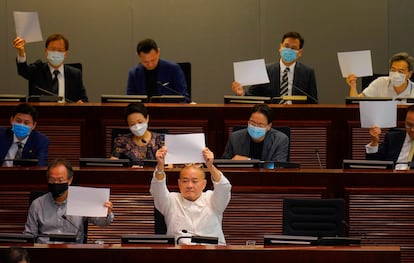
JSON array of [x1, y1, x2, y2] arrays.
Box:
[[12, 123, 31, 139], [247, 124, 266, 140], [281, 47, 298, 63]]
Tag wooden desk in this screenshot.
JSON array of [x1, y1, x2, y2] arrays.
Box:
[[0, 244, 401, 263], [0, 102, 409, 168]]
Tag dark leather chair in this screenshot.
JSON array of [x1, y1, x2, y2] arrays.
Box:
[[154, 207, 167, 234], [177, 62, 191, 99]]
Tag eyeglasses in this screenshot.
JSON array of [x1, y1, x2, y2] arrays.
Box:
[[405, 123, 414, 129], [248, 120, 268, 128]]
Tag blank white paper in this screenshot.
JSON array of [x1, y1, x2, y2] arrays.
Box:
[[66, 186, 110, 217], [233, 59, 270, 86], [359, 100, 397, 128], [165, 133, 205, 164], [337, 50, 373, 78], [13, 11, 43, 43]]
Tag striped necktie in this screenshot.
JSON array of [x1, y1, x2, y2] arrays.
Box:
[[14, 142, 23, 160], [279, 68, 289, 104]]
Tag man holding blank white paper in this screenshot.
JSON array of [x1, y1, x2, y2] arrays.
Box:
[[366, 105, 414, 170], [347, 52, 414, 99], [231, 31, 318, 104], [150, 145, 231, 245]]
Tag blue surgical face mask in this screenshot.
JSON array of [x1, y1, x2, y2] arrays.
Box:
[[47, 51, 65, 67], [247, 124, 266, 140], [12, 123, 31, 139], [281, 47, 298, 63]]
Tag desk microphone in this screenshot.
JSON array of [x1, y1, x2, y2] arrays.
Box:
[[33, 85, 74, 103], [156, 81, 191, 103], [61, 215, 82, 235], [292, 84, 318, 104], [179, 229, 221, 245], [315, 149, 323, 169]]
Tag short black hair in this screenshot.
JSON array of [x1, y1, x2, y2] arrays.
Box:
[[45, 33, 69, 51], [2, 246, 30, 263], [389, 52, 414, 72], [12, 103, 38, 123], [249, 104, 273, 124], [124, 102, 148, 120], [47, 159, 73, 180], [281, 32, 304, 49], [136, 38, 158, 54]]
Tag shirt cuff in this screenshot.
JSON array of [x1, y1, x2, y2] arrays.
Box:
[[17, 55, 26, 63], [365, 143, 378, 154]]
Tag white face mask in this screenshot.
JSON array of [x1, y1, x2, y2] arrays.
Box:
[[47, 51, 65, 67], [130, 122, 148, 137], [389, 71, 407, 87]]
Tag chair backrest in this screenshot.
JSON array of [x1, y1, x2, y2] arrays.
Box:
[[282, 198, 345, 238], [29, 190, 88, 244], [177, 62, 191, 99], [232, 125, 291, 161], [154, 207, 167, 234]]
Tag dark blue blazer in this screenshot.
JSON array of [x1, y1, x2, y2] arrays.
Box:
[[0, 127, 50, 166], [366, 128, 406, 163], [126, 59, 189, 102], [246, 61, 318, 104], [16, 60, 89, 102]]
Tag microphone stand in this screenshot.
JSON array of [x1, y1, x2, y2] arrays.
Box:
[[292, 84, 318, 104], [156, 81, 191, 103], [33, 85, 74, 103]]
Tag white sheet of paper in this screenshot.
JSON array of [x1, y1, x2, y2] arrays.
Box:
[[359, 100, 397, 128], [13, 11, 43, 43], [165, 133, 206, 164], [337, 50, 373, 78], [233, 59, 270, 86], [66, 186, 110, 217]]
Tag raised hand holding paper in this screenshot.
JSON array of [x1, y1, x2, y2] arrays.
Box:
[[13, 11, 43, 43], [165, 133, 205, 164]]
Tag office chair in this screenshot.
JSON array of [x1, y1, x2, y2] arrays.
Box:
[[29, 190, 88, 244], [154, 207, 167, 234], [177, 62, 191, 99]]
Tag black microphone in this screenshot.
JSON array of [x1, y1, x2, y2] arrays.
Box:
[[179, 229, 220, 245], [61, 215, 82, 236], [292, 84, 318, 104], [315, 149, 323, 169], [156, 81, 191, 103], [33, 85, 74, 103]]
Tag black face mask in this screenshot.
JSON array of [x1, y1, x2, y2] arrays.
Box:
[[48, 183, 68, 198]]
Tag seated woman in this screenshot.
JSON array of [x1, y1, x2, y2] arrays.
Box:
[[111, 102, 164, 165]]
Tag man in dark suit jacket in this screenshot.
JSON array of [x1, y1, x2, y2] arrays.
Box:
[[232, 32, 318, 104], [13, 34, 88, 103], [126, 38, 190, 102], [0, 103, 49, 167], [366, 105, 414, 169]]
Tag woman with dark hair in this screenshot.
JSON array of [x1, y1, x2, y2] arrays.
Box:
[[111, 103, 164, 165]]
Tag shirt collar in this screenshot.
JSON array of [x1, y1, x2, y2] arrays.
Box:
[[13, 133, 29, 145], [280, 60, 296, 72], [181, 194, 205, 208], [48, 64, 64, 76]]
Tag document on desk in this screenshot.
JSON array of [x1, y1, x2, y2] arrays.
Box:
[[165, 133, 205, 164], [66, 186, 110, 217], [337, 50, 373, 78], [359, 100, 397, 128], [233, 59, 270, 86], [13, 11, 43, 43]]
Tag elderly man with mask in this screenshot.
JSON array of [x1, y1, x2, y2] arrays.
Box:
[[222, 104, 289, 162]]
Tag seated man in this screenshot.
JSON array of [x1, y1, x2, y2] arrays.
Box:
[[231, 31, 318, 104], [222, 104, 289, 162], [24, 159, 114, 243], [13, 34, 88, 103], [2, 246, 30, 263], [0, 103, 49, 167], [365, 105, 414, 170], [346, 52, 414, 99], [150, 147, 231, 245], [126, 38, 190, 102]]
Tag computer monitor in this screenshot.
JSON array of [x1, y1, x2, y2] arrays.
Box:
[[13, 159, 39, 167], [283, 198, 345, 238], [0, 94, 27, 102], [345, 96, 393, 104], [79, 158, 130, 167], [48, 234, 77, 243], [28, 95, 62, 102], [101, 94, 148, 103], [343, 159, 394, 169], [263, 161, 301, 169], [213, 159, 264, 168], [121, 234, 175, 245], [224, 95, 272, 104], [149, 95, 186, 103], [0, 233, 35, 243]]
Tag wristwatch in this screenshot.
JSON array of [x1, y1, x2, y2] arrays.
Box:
[[155, 167, 165, 176]]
